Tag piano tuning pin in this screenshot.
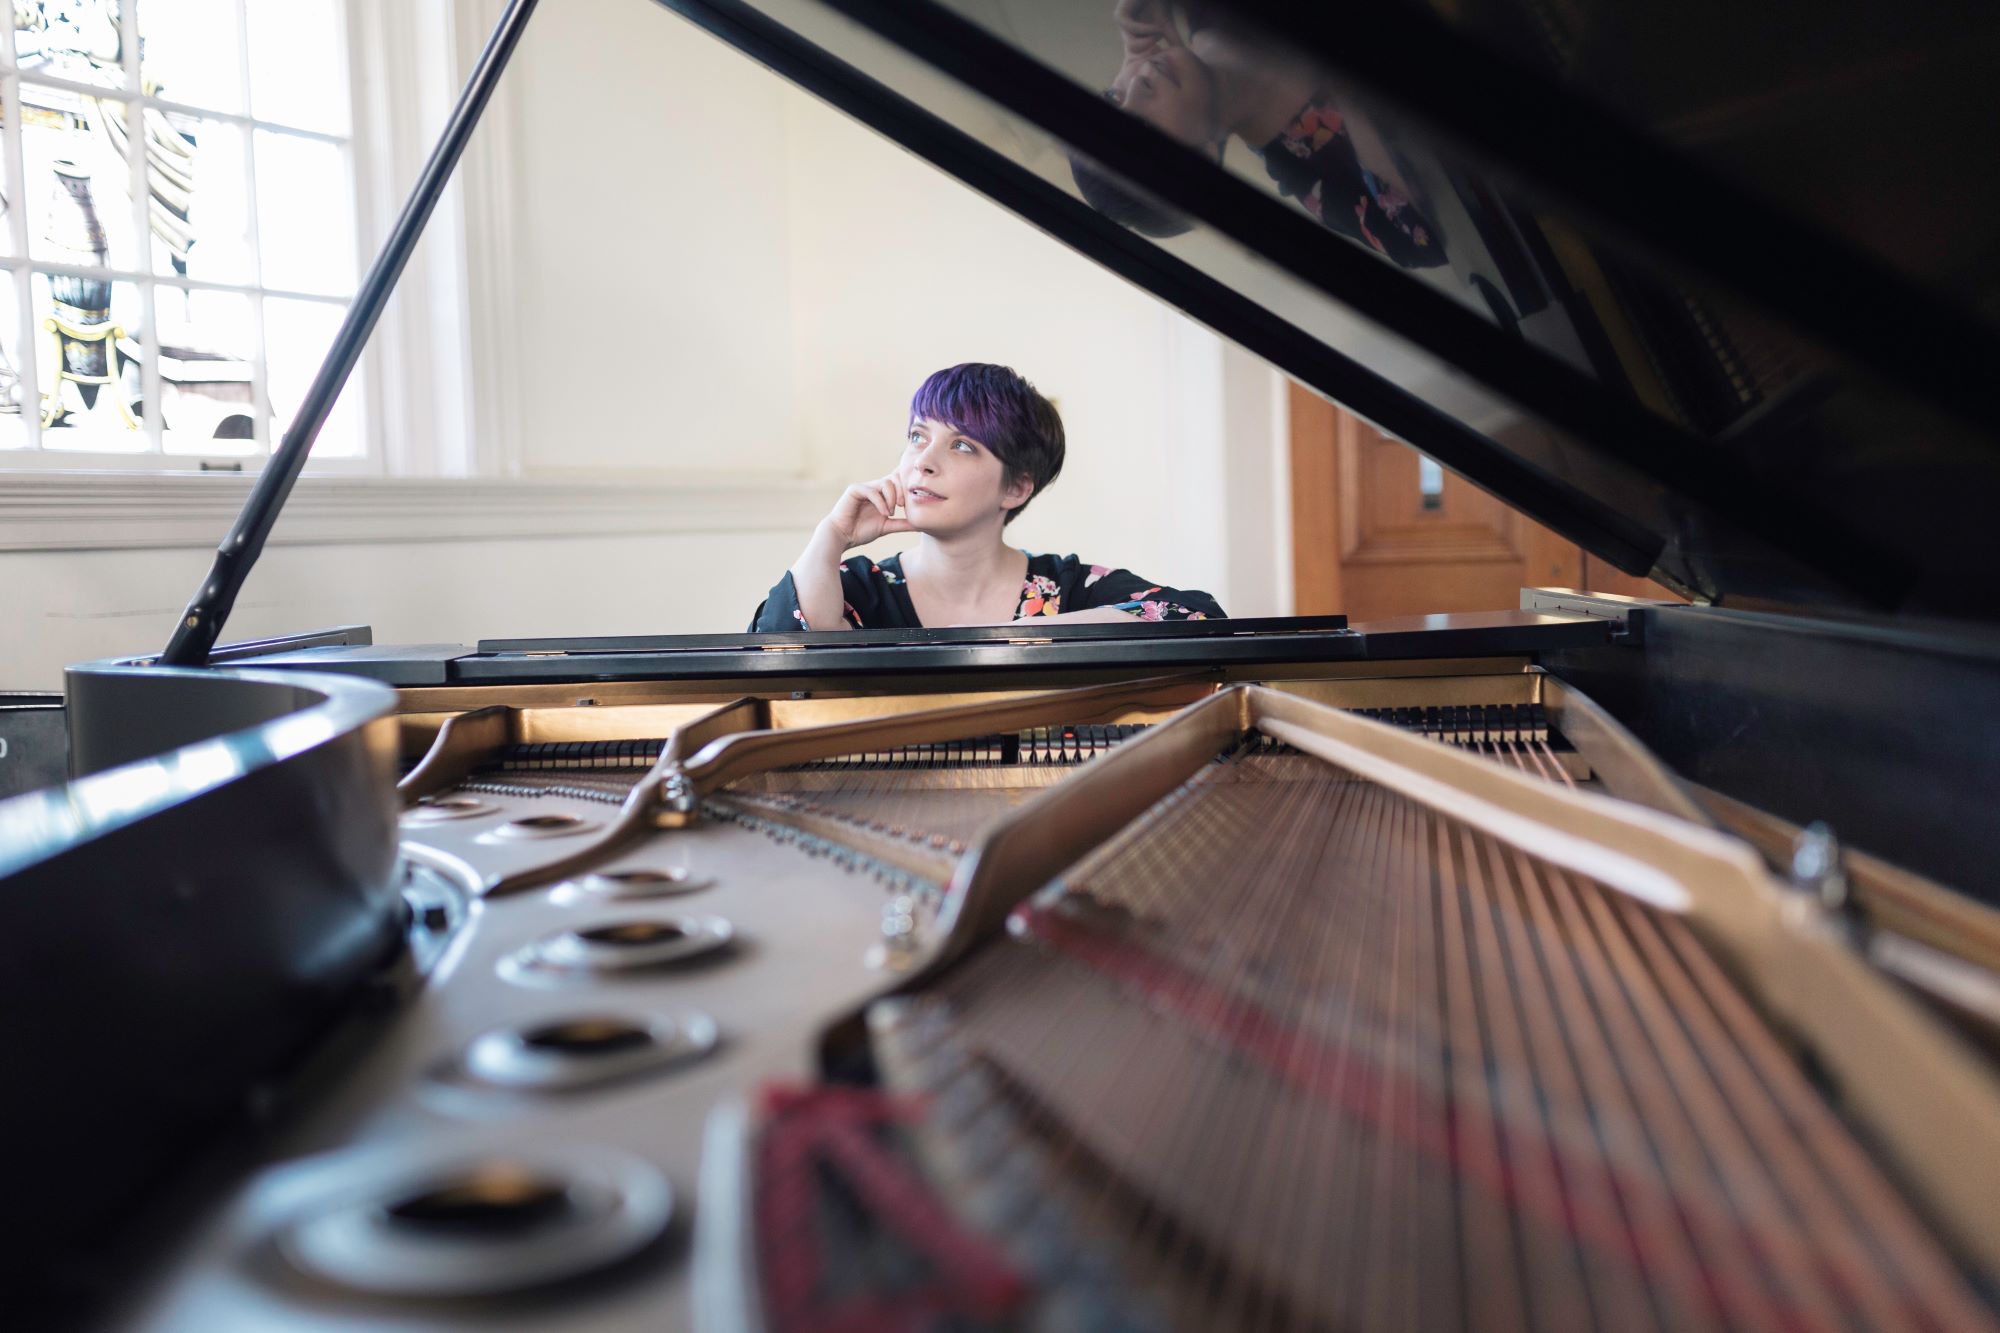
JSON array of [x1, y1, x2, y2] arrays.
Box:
[[868, 998, 917, 1035], [955, 1115, 1019, 1180], [931, 1070, 996, 1131], [1790, 821, 1851, 910], [1015, 1203, 1084, 1274], [907, 1045, 969, 1094], [993, 1151, 1048, 1214]]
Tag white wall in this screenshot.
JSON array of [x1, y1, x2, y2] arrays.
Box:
[[501, 0, 804, 480], [0, 0, 1293, 690]]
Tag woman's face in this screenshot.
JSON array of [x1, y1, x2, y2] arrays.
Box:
[[1108, 45, 1223, 154], [899, 416, 1033, 533]]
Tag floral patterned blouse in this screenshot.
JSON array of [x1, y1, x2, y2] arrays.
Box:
[[750, 552, 1225, 631], [1257, 99, 1446, 270]]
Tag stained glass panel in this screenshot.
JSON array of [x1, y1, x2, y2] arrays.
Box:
[[3, 2, 367, 465], [244, 0, 348, 135], [253, 129, 352, 295], [140, 0, 246, 115], [265, 295, 361, 457], [15, 0, 130, 91], [0, 271, 28, 448], [152, 111, 251, 282], [22, 83, 140, 272], [157, 285, 255, 454], [33, 271, 146, 451]]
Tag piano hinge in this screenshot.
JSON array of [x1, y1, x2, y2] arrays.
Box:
[[1007, 637, 1053, 646], [761, 643, 808, 652], [521, 650, 567, 657]]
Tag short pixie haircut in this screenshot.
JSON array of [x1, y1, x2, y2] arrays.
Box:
[[909, 363, 1065, 525]]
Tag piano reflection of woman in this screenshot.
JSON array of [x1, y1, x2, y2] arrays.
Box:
[[749, 363, 1224, 631], [1074, 0, 1445, 268]]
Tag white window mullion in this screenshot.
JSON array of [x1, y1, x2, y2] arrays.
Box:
[[1, 64, 43, 452], [121, 0, 161, 454], [25, 252, 359, 303], [233, 0, 273, 465], [18, 66, 343, 143], [2, 28, 41, 451], [9, 263, 37, 451]]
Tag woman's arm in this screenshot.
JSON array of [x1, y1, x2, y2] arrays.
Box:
[[787, 477, 913, 630], [1014, 607, 1135, 625], [1063, 560, 1227, 620], [786, 527, 851, 633]]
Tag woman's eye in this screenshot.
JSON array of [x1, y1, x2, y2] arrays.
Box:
[[953, 441, 973, 453]]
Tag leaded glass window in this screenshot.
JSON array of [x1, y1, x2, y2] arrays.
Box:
[[0, 0, 362, 465]]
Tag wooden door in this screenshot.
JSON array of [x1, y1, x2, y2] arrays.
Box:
[[1288, 385, 1678, 619]]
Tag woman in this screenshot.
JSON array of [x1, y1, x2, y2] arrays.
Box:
[[750, 363, 1223, 630], [1073, 0, 1446, 268]]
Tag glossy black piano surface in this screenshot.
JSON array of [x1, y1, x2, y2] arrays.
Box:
[[8, 1, 2000, 1328]]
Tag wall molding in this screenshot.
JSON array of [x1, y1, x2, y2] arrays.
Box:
[[0, 473, 831, 552]]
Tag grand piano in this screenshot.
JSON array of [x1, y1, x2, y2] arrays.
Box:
[[7, 1, 2000, 1328]]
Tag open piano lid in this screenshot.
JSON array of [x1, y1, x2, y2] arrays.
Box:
[[648, 0, 2000, 620]]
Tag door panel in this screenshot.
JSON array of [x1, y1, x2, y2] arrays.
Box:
[[1289, 384, 1672, 618]]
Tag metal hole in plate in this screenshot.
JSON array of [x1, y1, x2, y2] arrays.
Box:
[[401, 795, 495, 824], [551, 867, 714, 904], [502, 916, 735, 982], [276, 1146, 671, 1297], [582, 921, 687, 947], [461, 1010, 720, 1090], [524, 1017, 654, 1055], [485, 813, 601, 842], [384, 1167, 575, 1234]]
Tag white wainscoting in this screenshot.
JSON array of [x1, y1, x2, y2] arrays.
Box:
[[0, 474, 828, 551], [0, 478, 832, 687]]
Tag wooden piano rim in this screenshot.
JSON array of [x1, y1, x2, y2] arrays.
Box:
[[1697, 784, 2000, 1031]]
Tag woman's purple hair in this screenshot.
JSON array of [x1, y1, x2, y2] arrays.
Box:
[[909, 363, 1066, 525]]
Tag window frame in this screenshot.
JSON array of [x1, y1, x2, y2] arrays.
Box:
[[0, 0, 376, 476]]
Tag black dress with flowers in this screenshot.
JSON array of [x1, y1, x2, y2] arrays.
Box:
[[1257, 100, 1446, 269], [749, 552, 1224, 631]]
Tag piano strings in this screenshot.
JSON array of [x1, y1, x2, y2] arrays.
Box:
[[708, 727, 1148, 893], [698, 709, 1580, 899], [849, 740, 1992, 1332], [453, 736, 674, 805]]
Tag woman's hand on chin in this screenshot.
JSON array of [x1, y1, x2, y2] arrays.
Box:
[[1114, 0, 1176, 49], [821, 475, 918, 550]]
